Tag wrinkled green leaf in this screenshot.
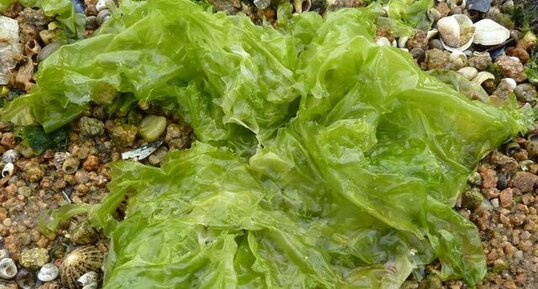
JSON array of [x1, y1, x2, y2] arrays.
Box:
[[371, 0, 433, 37], [11, 0, 533, 288]]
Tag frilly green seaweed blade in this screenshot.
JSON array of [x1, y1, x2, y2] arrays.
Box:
[[5, 0, 533, 288]]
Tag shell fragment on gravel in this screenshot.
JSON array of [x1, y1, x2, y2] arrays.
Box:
[[121, 140, 163, 161]]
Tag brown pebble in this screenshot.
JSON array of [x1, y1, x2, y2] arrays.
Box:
[[495, 55, 528, 83], [506, 46, 529, 64], [37, 281, 62, 289], [509, 172, 538, 193], [4, 235, 20, 261], [0, 132, 16, 148], [480, 168, 498, 189], [407, 30, 428, 50], [500, 188, 514, 208], [83, 155, 99, 171]]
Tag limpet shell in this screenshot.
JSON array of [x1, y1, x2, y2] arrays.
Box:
[[60, 246, 104, 289], [473, 19, 510, 46]]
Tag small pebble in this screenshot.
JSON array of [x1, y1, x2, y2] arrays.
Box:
[[37, 263, 59, 282], [1, 150, 18, 163], [514, 83, 538, 102], [19, 248, 50, 270], [495, 55, 528, 83]]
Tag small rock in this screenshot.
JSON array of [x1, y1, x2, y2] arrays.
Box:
[[506, 46, 529, 64], [468, 53, 492, 70], [462, 188, 484, 209], [425, 48, 450, 70], [139, 115, 167, 142], [108, 123, 138, 148], [509, 171, 538, 193], [491, 198, 500, 207], [480, 168, 497, 189], [495, 55, 527, 83], [165, 123, 192, 150], [409, 48, 425, 62], [499, 188, 514, 208], [407, 31, 428, 50], [514, 83, 537, 102], [467, 0, 491, 13], [37, 263, 59, 282], [79, 117, 105, 138], [82, 155, 99, 172], [19, 248, 50, 270], [0, 282, 17, 289], [429, 39, 444, 50]]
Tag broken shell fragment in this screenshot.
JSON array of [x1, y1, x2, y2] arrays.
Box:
[[293, 0, 311, 13], [473, 19, 510, 46], [2, 163, 14, 178], [457, 67, 478, 80], [437, 14, 475, 52], [62, 157, 80, 175], [375, 36, 391, 46], [471, 71, 495, 86], [121, 140, 163, 161], [78, 271, 99, 289], [449, 50, 467, 67]]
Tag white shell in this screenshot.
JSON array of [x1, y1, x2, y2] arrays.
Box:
[[38, 263, 60, 282], [427, 28, 439, 40], [2, 162, 14, 178], [457, 67, 478, 80], [398, 37, 409, 48], [472, 71, 495, 86], [437, 15, 475, 52], [500, 78, 517, 90], [95, 0, 108, 12], [0, 258, 17, 279], [473, 19, 510, 46], [375, 37, 391, 47], [450, 51, 467, 67], [78, 271, 99, 289], [1, 150, 18, 163]]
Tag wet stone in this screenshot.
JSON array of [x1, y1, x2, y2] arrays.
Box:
[[19, 248, 49, 270], [509, 172, 538, 193], [499, 188, 514, 208]]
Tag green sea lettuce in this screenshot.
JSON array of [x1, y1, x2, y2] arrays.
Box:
[[3, 0, 533, 288]]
